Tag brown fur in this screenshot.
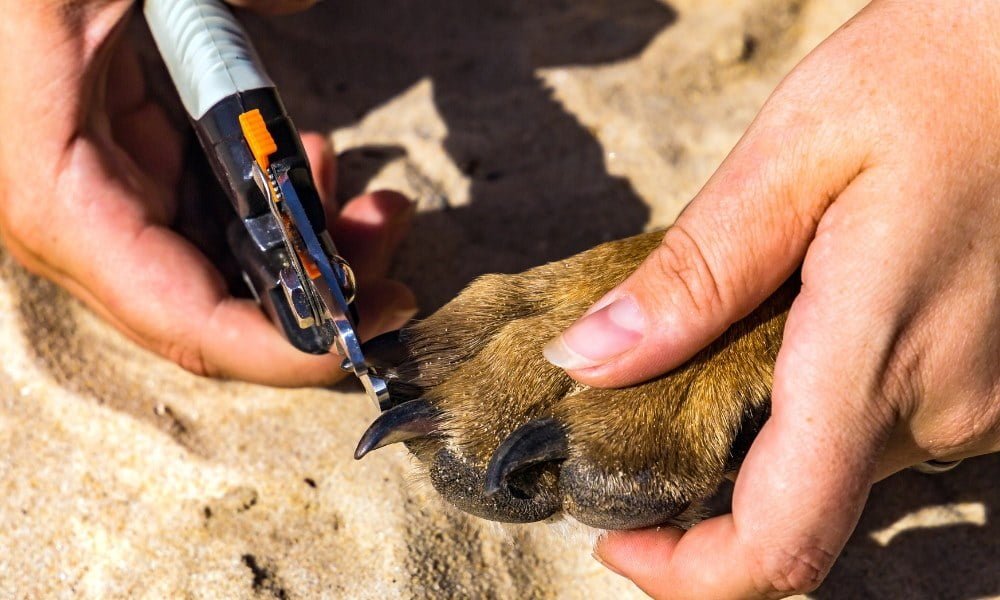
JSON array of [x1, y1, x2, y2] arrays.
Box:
[[394, 230, 794, 529]]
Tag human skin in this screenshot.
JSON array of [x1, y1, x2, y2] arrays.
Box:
[[542, 1, 1000, 597], [0, 0, 417, 387]]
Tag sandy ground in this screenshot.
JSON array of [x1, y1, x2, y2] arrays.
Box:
[[1, 0, 998, 597]]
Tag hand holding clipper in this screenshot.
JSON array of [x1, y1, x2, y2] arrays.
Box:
[[144, 0, 389, 408]]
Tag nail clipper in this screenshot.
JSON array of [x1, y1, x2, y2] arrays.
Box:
[[144, 0, 388, 409]]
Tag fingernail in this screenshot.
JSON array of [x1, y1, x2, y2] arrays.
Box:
[[592, 535, 626, 577], [592, 551, 627, 577], [543, 296, 644, 370]]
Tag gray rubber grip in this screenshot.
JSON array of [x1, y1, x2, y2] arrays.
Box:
[[144, 0, 274, 119]]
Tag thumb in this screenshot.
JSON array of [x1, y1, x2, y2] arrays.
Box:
[[594, 290, 896, 598], [595, 391, 884, 599], [543, 99, 863, 388]]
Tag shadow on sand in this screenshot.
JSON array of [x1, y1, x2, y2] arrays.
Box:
[[817, 454, 999, 599], [241, 0, 676, 308]]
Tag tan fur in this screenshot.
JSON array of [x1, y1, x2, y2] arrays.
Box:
[[396, 230, 794, 529]]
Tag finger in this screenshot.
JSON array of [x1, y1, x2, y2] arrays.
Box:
[[298, 134, 418, 328], [543, 48, 871, 388], [32, 154, 413, 386], [224, 0, 318, 16], [194, 295, 348, 386], [596, 175, 905, 599], [354, 278, 418, 341], [331, 190, 414, 282], [596, 397, 885, 599], [300, 131, 338, 219], [106, 39, 184, 196], [594, 330, 889, 598], [76, 224, 348, 386], [299, 135, 415, 283], [16, 219, 415, 386], [28, 148, 350, 386], [111, 101, 184, 203], [8, 220, 345, 387], [104, 32, 146, 116]]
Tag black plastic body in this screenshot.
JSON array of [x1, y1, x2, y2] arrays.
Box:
[[193, 87, 333, 354]]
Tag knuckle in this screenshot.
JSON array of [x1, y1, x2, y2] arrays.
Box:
[[649, 224, 728, 318], [161, 340, 215, 379], [922, 383, 1000, 456], [753, 542, 836, 596], [937, 410, 993, 455], [877, 341, 922, 410]]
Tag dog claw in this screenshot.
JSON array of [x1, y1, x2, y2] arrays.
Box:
[[342, 330, 409, 372], [354, 399, 440, 459], [484, 418, 569, 496]]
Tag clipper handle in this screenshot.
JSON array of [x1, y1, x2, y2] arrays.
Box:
[[143, 0, 273, 119], [144, 0, 338, 354]]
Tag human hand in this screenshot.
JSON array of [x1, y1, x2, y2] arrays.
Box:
[[541, 1, 1000, 597], [0, 1, 416, 387]]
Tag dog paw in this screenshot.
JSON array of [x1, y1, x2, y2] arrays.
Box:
[[356, 231, 794, 529]]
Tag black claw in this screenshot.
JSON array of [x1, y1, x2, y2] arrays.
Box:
[[484, 418, 569, 496], [341, 329, 409, 372], [354, 399, 440, 459]]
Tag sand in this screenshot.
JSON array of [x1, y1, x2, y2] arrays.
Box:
[[1, 0, 997, 597]]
